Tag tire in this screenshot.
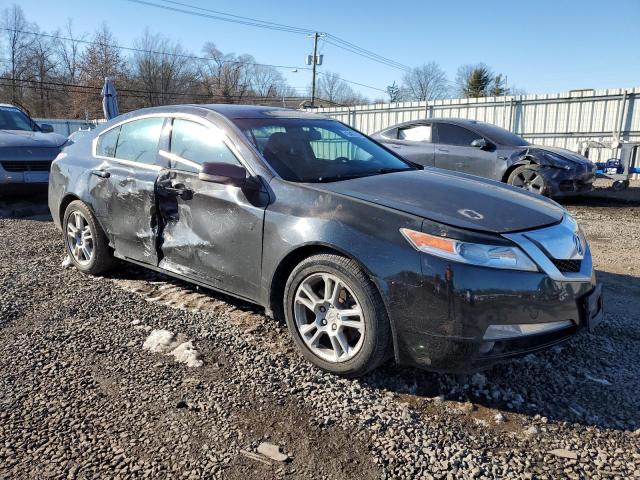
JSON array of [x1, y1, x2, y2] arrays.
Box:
[[62, 200, 115, 275], [507, 165, 548, 195], [283, 253, 390, 377]]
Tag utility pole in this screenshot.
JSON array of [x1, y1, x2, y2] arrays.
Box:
[[310, 32, 319, 107]]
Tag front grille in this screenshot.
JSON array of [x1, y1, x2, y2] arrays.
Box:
[[551, 259, 582, 273], [0, 160, 53, 172]]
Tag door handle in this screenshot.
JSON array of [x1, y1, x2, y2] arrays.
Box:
[[437, 148, 449, 152], [90, 169, 110, 179], [160, 183, 193, 200]]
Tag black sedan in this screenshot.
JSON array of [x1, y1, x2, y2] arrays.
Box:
[[372, 118, 596, 197], [48, 105, 602, 376]]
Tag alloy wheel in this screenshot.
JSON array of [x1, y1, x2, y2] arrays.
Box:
[[66, 211, 94, 265], [293, 273, 365, 363], [511, 169, 546, 194]]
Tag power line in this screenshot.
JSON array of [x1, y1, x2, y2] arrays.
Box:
[[0, 76, 348, 104], [0, 27, 307, 72], [124, 0, 410, 72], [155, 0, 315, 35], [0, 27, 387, 94], [126, 0, 313, 35]]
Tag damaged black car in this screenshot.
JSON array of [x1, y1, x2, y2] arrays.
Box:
[[371, 118, 597, 197], [48, 105, 603, 377]]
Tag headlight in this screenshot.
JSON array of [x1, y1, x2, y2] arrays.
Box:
[[400, 228, 538, 272], [543, 152, 572, 170]]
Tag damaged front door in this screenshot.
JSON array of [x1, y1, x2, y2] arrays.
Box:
[[156, 118, 267, 302]]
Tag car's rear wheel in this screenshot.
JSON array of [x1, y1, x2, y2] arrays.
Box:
[[63, 200, 115, 275], [508, 165, 548, 195], [284, 253, 390, 377]]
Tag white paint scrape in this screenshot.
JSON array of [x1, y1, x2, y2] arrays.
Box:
[[142, 329, 204, 367]]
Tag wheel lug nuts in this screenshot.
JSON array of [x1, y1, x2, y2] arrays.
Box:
[[319, 306, 326, 312]]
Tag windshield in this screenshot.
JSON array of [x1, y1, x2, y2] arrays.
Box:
[[474, 122, 529, 146], [0, 106, 38, 132], [235, 118, 417, 182]]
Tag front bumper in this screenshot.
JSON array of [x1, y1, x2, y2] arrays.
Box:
[[0, 165, 50, 186], [541, 166, 595, 197], [389, 259, 601, 373]]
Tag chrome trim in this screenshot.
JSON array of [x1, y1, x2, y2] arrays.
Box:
[[503, 214, 593, 282], [91, 112, 254, 175]]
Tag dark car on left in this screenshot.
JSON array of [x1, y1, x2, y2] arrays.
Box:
[[0, 103, 66, 194]]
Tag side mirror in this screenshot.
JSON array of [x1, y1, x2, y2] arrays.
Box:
[[471, 138, 489, 149], [199, 162, 246, 186], [40, 123, 54, 133]]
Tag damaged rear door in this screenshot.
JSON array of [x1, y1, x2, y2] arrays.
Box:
[[156, 117, 267, 301], [91, 116, 167, 264]]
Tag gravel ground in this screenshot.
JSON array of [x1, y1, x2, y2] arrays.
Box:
[[1, 185, 639, 479]]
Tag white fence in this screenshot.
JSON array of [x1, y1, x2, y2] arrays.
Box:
[[315, 87, 640, 163], [34, 118, 104, 136]]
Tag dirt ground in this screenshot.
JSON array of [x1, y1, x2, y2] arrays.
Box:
[[0, 181, 639, 479]]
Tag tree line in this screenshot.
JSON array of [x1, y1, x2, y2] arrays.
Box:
[[0, 4, 524, 119], [385, 61, 525, 103]]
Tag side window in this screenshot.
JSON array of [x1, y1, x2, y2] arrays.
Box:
[[114, 117, 164, 165], [169, 119, 239, 173], [96, 126, 121, 158], [398, 124, 432, 142], [435, 124, 480, 147]]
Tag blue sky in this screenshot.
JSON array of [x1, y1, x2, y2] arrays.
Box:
[[13, 0, 640, 99]]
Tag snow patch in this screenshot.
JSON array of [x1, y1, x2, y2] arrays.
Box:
[[143, 329, 177, 353], [169, 340, 204, 368], [61, 256, 73, 269], [142, 329, 204, 367]]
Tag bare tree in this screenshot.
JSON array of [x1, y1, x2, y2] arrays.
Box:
[[25, 29, 58, 116], [199, 43, 253, 103], [78, 24, 128, 116], [249, 64, 290, 98], [131, 29, 196, 107], [401, 62, 449, 101], [0, 5, 33, 104], [316, 71, 367, 105], [54, 20, 86, 84]]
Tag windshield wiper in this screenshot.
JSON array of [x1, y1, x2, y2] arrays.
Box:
[[311, 173, 370, 183], [376, 167, 413, 174]]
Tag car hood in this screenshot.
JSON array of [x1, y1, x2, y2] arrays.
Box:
[[311, 169, 565, 233], [515, 144, 593, 168], [0, 130, 67, 149]]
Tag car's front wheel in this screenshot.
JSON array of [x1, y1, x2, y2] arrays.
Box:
[[63, 200, 115, 275], [284, 253, 390, 377], [507, 165, 548, 195]]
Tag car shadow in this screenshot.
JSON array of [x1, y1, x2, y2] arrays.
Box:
[[361, 269, 640, 432], [0, 191, 51, 221]]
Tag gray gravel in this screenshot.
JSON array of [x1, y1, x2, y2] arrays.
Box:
[[1, 191, 639, 479]]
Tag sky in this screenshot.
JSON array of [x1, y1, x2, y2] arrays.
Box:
[[10, 0, 640, 100]]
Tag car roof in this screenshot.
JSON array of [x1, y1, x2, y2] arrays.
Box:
[[383, 118, 489, 130], [126, 104, 329, 120]]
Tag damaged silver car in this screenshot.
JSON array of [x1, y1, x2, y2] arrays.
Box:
[[372, 118, 596, 197]]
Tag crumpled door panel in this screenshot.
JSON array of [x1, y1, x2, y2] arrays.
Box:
[[156, 169, 268, 302]]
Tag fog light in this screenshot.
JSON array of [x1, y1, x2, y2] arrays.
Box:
[[483, 320, 573, 341]]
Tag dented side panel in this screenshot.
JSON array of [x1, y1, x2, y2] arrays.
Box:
[[157, 169, 269, 302]]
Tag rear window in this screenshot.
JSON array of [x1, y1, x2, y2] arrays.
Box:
[[96, 126, 120, 158], [114, 118, 164, 165], [398, 124, 432, 142]]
